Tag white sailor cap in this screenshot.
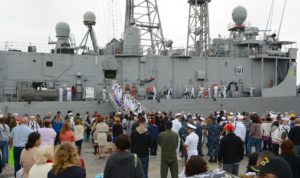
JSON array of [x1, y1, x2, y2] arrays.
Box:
[[158, 111, 162, 114], [282, 117, 289, 121], [0, 114, 3, 118], [116, 112, 122, 115], [221, 116, 227, 120], [200, 117, 206, 121], [187, 123, 197, 130], [30, 115, 35, 119], [13, 113, 18, 116], [192, 116, 197, 120], [175, 113, 181, 117], [229, 112, 234, 116], [237, 114, 244, 120]]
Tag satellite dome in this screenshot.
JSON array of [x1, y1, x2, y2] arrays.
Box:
[[232, 6, 247, 25], [83, 11, 96, 25], [55, 22, 70, 37]]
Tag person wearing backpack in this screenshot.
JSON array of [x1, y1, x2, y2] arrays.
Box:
[[104, 134, 144, 178]]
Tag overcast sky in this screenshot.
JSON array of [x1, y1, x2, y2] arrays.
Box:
[[0, 0, 299, 84]]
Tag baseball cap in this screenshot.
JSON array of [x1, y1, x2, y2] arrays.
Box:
[[224, 124, 235, 132], [251, 155, 292, 178]]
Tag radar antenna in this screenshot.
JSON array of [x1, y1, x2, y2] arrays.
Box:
[[186, 0, 211, 56], [124, 0, 166, 55], [77, 11, 99, 54]]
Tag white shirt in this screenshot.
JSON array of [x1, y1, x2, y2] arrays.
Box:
[[184, 132, 199, 159], [234, 121, 246, 142], [171, 119, 182, 134], [28, 163, 53, 178], [74, 125, 84, 141], [279, 124, 291, 134]]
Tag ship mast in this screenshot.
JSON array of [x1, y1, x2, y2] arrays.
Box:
[[124, 0, 166, 55], [186, 0, 211, 56]]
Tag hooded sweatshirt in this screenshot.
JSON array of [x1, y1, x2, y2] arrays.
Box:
[[131, 126, 152, 158], [104, 151, 145, 178]]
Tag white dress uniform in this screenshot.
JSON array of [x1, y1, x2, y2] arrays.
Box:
[[223, 85, 227, 98], [213, 85, 218, 99], [102, 88, 106, 101], [167, 87, 172, 100], [190, 87, 195, 98], [172, 117, 182, 159], [185, 130, 199, 160], [153, 86, 157, 100], [66, 87, 72, 101], [59, 88, 63, 102]]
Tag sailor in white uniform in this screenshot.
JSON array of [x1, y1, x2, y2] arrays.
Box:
[[213, 84, 218, 100], [172, 113, 183, 159], [153, 86, 157, 100], [102, 87, 107, 101], [249, 86, 254, 97], [167, 86, 172, 100], [190, 87, 195, 98], [222, 85, 227, 98], [184, 123, 199, 160], [66, 86, 72, 101], [59, 87, 63, 102]]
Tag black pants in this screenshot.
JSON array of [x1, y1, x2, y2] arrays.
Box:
[[54, 132, 60, 146], [263, 141, 272, 151], [150, 139, 158, 156], [272, 143, 279, 155], [0, 153, 2, 174], [85, 128, 91, 141]]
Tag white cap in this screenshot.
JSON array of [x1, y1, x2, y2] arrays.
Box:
[[229, 112, 234, 116], [237, 114, 244, 120], [0, 114, 3, 118], [175, 113, 181, 117], [30, 115, 35, 119], [187, 123, 197, 130], [68, 112, 73, 116], [221, 116, 227, 120], [192, 116, 197, 120], [13, 113, 18, 116], [200, 117, 206, 121], [282, 117, 289, 121]]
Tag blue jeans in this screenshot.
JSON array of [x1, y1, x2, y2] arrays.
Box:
[[247, 138, 262, 156], [0, 141, 8, 167], [140, 156, 149, 178], [13, 147, 24, 177]]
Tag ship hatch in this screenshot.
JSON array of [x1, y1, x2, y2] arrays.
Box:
[[104, 70, 117, 79]]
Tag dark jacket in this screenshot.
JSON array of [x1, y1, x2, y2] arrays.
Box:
[[48, 166, 86, 178], [289, 126, 300, 145], [104, 151, 145, 178], [112, 124, 123, 137], [131, 126, 152, 158], [281, 154, 300, 178], [218, 132, 244, 164], [149, 124, 159, 140], [158, 130, 178, 161]]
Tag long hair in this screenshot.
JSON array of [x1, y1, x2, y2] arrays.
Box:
[[61, 122, 71, 134], [281, 140, 296, 157], [52, 142, 80, 174], [25, 132, 41, 150]]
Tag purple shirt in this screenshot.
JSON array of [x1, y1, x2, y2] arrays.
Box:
[[38, 128, 57, 146]]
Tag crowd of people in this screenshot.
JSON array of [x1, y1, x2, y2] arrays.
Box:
[[0, 109, 299, 178]]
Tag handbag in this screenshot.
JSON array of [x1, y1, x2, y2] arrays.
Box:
[[107, 133, 112, 142]]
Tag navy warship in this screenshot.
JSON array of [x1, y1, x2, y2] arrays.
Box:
[[0, 0, 298, 115]]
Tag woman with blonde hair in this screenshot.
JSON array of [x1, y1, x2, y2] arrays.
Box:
[[96, 116, 109, 159], [28, 145, 54, 178], [48, 142, 86, 178], [59, 121, 75, 143]]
